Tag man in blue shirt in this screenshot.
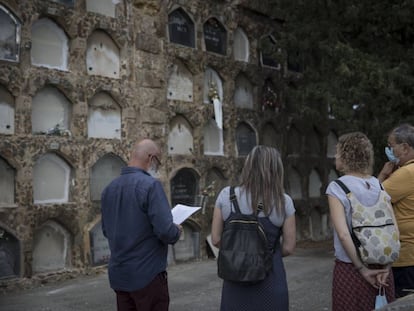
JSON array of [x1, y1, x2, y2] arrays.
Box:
[[101, 139, 182, 311]]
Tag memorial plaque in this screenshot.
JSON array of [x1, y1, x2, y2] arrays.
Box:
[[236, 123, 256, 156], [171, 168, 198, 207], [203, 18, 226, 55], [0, 229, 19, 279], [0, 8, 20, 62], [89, 221, 110, 266], [168, 9, 195, 48]]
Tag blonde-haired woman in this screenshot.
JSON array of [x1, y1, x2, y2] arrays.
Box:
[[211, 145, 296, 311]]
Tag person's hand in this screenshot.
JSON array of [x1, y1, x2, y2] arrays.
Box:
[[376, 266, 391, 287], [359, 267, 389, 288], [378, 162, 397, 182], [176, 224, 183, 235]]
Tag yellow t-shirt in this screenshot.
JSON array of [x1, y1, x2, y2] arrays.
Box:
[[383, 159, 414, 267]]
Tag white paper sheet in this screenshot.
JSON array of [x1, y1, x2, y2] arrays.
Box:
[[172, 204, 202, 224]]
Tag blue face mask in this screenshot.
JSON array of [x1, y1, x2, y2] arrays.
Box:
[[385, 147, 399, 164]]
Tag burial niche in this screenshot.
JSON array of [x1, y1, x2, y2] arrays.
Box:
[[88, 92, 121, 139], [86, 0, 118, 18], [0, 228, 20, 279], [0, 86, 14, 134], [0, 157, 15, 205], [287, 168, 302, 200], [32, 221, 71, 273], [233, 27, 249, 62], [327, 131, 338, 158], [89, 220, 110, 266], [31, 18, 68, 70], [167, 116, 193, 155], [167, 61, 193, 102], [236, 122, 256, 156], [31, 86, 72, 135], [204, 119, 223, 156], [203, 68, 223, 129], [259, 35, 280, 69], [234, 74, 253, 109], [306, 128, 322, 156], [90, 154, 126, 201], [328, 169, 338, 183], [287, 126, 301, 156], [203, 17, 226, 55], [308, 169, 322, 198], [168, 8, 195, 48], [170, 168, 199, 207], [261, 123, 279, 148], [50, 0, 74, 6], [86, 30, 120, 79], [0, 5, 20, 62], [33, 153, 71, 204]]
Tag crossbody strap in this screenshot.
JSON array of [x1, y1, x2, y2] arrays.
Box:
[[229, 186, 242, 214], [334, 179, 350, 194]]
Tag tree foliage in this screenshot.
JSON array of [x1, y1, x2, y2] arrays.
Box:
[[272, 0, 414, 172]]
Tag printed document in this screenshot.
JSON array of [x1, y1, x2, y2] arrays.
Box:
[[172, 204, 202, 224]]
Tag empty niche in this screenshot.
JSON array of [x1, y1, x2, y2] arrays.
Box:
[[88, 92, 121, 139], [308, 169, 322, 198], [168, 116, 193, 155], [89, 220, 110, 266], [203, 67, 223, 104], [327, 131, 338, 158], [204, 119, 223, 156], [167, 61, 193, 102], [31, 18, 68, 70], [328, 168, 338, 182], [0, 86, 14, 134], [259, 35, 280, 69], [170, 168, 199, 207], [168, 8, 195, 48], [236, 122, 256, 156], [203, 17, 227, 55], [33, 153, 71, 204], [32, 86, 72, 135], [0, 157, 15, 205], [0, 227, 20, 279], [233, 27, 249, 62], [86, 0, 118, 18], [86, 30, 120, 79], [234, 74, 253, 109], [32, 220, 71, 273], [287, 168, 302, 200], [287, 126, 301, 155], [0, 5, 20, 62], [261, 123, 278, 148], [90, 154, 125, 201]]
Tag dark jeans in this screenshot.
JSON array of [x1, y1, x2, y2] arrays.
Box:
[[115, 271, 169, 311], [393, 266, 414, 298]]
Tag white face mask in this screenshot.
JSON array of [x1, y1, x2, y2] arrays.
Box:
[[147, 161, 159, 178], [385, 147, 400, 164]]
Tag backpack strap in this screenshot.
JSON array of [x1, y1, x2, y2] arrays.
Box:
[[229, 186, 242, 214], [334, 179, 350, 194]]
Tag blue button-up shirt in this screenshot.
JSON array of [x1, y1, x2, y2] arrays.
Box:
[[101, 166, 180, 291]]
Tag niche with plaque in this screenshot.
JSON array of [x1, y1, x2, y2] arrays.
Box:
[[167, 61, 193, 102], [89, 220, 110, 266], [259, 35, 280, 69], [236, 122, 256, 156], [167, 116, 193, 155], [0, 228, 20, 279], [0, 5, 20, 62], [170, 168, 199, 207], [168, 8, 195, 48], [203, 18, 227, 55]]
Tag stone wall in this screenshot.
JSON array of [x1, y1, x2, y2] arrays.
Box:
[[0, 0, 338, 289]]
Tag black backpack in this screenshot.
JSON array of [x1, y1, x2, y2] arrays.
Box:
[[217, 187, 273, 284]]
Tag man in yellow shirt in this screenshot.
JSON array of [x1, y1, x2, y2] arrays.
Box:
[[379, 123, 414, 298]]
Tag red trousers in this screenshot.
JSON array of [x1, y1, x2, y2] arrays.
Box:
[[115, 271, 169, 311]]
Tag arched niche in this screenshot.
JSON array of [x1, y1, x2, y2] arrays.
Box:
[[86, 0, 119, 17], [202, 167, 226, 210], [261, 123, 279, 148], [0, 157, 15, 205], [0, 86, 15, 134], [287, 168, 302, 200], [167, 61, 193, 102], [233, 27, 249, 62], [287, 126, 301, 155], [328, 168, 338, 182], [33, 153, 71, 204], [32, 86, 72, 135], [170, 168, 199, 207], [168, 8, 195, 48], [88, 219, 110, 266], [90, 154, 126, 201], [309, 169, 322, 198], [236, 122, 256, 156], [259, 35, 280, 69], [32, 220, 71, 273], [168, 116, 193, 155], [0, 227, 20, 279], [203, 67, 223, 104], [31, 18, 68, 70], [0, 5, 21, 62], [88, 92, 121, 139], [174, 222, 200, 261], [307, 128, 322, 156], [86, 30, 120, 79], [204, 119, 223, 156], [203, 17, 227, 55], [234, 74, 253, 109], [327, 131, 338, 158]]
